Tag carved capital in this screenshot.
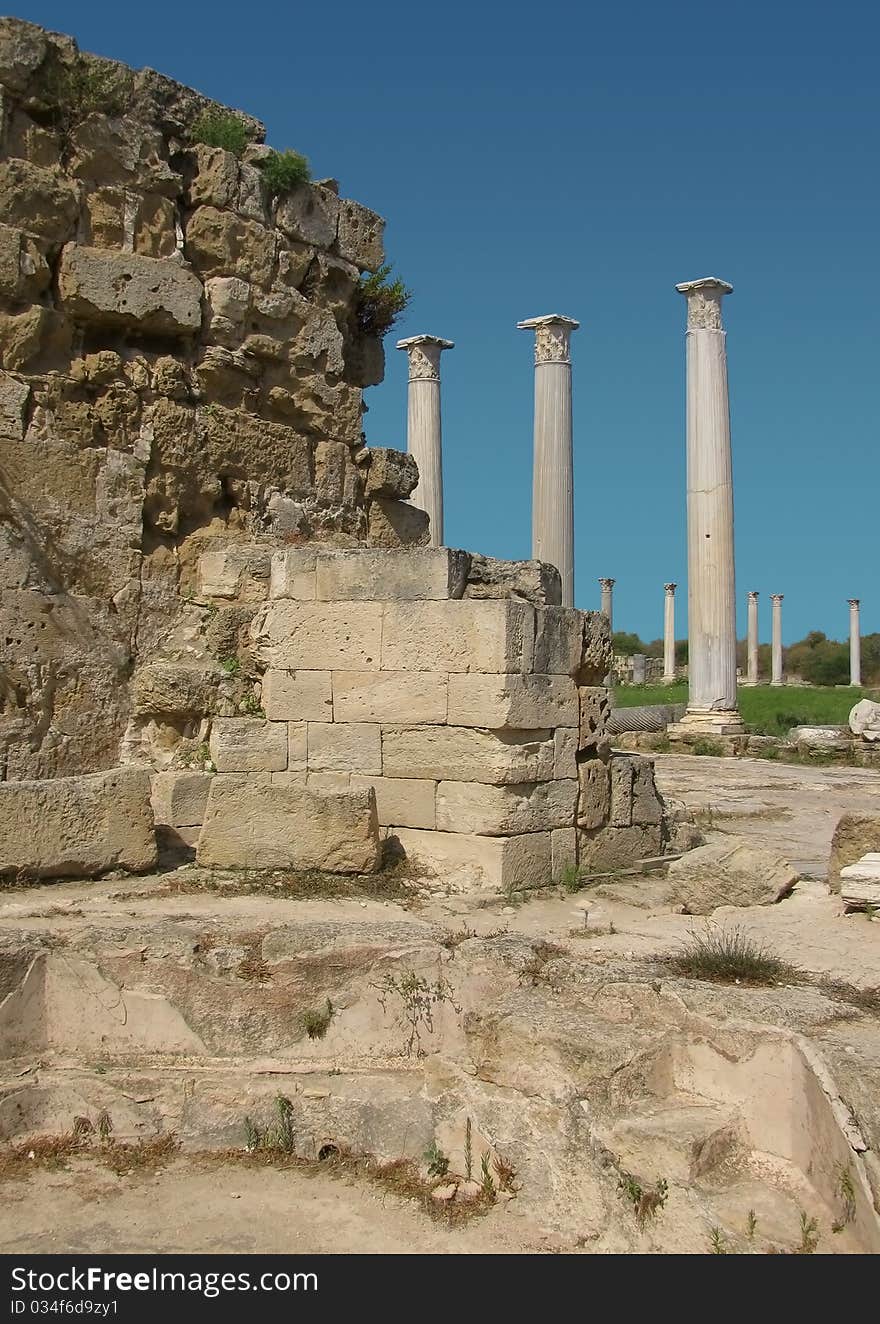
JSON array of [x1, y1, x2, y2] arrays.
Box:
[[396, 334, 453, 381], [676, 277, 733, 331], [664, 582, 677, 595], [517, 314, 579, 365], [770, 594, 784, 604], [848, 598, 860, 608], [748, 591, 759, 602], [598, 578, 615, 591]]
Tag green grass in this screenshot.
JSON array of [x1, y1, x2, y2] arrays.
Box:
[[613, 683, 867, 737], [660, 927, 802, 985]]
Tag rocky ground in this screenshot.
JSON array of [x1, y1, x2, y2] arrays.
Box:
[[1, 754, 880, 1255]]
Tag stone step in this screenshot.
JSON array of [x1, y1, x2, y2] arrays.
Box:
[[597, 1098, 743, 1184]]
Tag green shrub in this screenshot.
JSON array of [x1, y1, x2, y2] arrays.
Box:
[[191, 109, 252, 155], [661, 926, 801, 986], [44, 57, 129, 135], [355, 264, 412, 337], [259, 148, 311, 196]]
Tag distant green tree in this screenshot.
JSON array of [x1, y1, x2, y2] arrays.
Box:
[[612, 631, 645, 656], [786, 632, 849, 686]]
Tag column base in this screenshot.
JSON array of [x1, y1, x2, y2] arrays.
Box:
[[667, 708, 746, 737], [661, 674, 677, 686]]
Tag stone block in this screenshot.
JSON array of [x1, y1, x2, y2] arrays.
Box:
[[464, 554, 562, 608], [577, 824, 663, 873], [381, 600, 534, 674], [579, 686, 611, 750], [631, 756, 664, 826], [667, 838, 798, 914], [554, 728, 578, 779], [551, 828, 578, 880], [151, 771, 212, 827], [308, 721, 381, 774], [361, 448, 419, 499], [336, 197, 385, 271], [333, 670, 448, 724], [132, 663, 217, 717], [196, 777, 380, 873], [288, 722, 308, 771], [446, 673, 578, 729], [275, 183, 340, 248], [367, 496, 430, 548], [269, 548, 318, 600], [577, 759, 610, 829], [350, 775, 437, 829], [209, 717, 288, 772], [0, 159, 79, 243], [382, 726, 554, 785], [533, 607, 584, 678], [0, 223, 51, 303], [306, 771, 350, 794], [0, 767, 157, 879], [197, 545, 270, 600], [828, 814, 880, 892], [315, 548, 470, 602], [0, 371, 29, 438], [608, 755, 635, 827], [262, 670, 332, 721], [251, 600, 383, 671], [392, 827, 551, 892], [57, 245, 203, 336], [435, 779, 577, 835]]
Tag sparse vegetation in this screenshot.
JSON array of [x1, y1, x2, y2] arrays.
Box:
[[709, 1225, 728, 1253], [832, 1163, 857, 1232], [796, 1210, 820, 1254], [618, 1171, 669, 1227], [43, 56, 129, 140], [371, 967, 461, 1056], [519, 940, 567, 987], [259, 148, 311, 196], [464, 1116, 473, 1181], [423, 1141, 449, 1179], [191, 109, 252, 155], [243, 1095, 296, 1154], [558, 861, 581, 892], [0, 1117, 179, 1184], [302, 999, 333, 1040], [692, 737, 725, 757], [660, 926, 802, 986], [219, 655, 241, 676], [355, 264, 412, 337]]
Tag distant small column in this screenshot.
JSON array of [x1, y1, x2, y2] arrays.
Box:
[[518, 314, 579, 606], [849, 599, 862, 687], [663, 583, 677, 683], [599, 578, 615, 629], [632, 654, 647, 685], [396, 334, 454, 547], [770, 594, 784, 685], [746, 590, 759, 684]]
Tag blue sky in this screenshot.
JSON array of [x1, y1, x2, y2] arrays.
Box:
[[17, 1, 877, 643]]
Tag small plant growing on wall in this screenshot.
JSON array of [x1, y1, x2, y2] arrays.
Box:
[[355, 264, 412, 337], [43, 55, 129, 145], [191, 109, 253, 156], [259, 148, 311, 197]]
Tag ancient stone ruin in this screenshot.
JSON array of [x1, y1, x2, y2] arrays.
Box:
[[0, 17, 664, 889]]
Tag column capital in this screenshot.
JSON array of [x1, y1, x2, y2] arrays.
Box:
[[770, 593, 784, 603], [396, 334, 454, 381], [676, 277, 733, 331], [598, 577, 615, 590], [848, 598, 860, 607], [748, 590, 759, 601], [517, 314, 579, 365], [664, 582, 677, 594]]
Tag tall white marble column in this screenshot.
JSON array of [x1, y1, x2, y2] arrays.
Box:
[[663, 583, 677, 683], [517, 315, 579, 607], [670, 278, 743, 735], [599, 578, 615, 629], [849, 598, 862, 687], [396, 334, 454, 547], [770, 594, 784, 686], [746, 590, 760, 685]]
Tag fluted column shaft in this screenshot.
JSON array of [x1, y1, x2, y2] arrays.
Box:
[[396, 335, 454, 547], [770, 594, 784, 685], [849, 599, 862, 687], [599, 578, 615, 630], [676, 278, 741, 731], [518, 315, 579, 607], [746, 591, 759, 684], [663, 583, 676, 683]]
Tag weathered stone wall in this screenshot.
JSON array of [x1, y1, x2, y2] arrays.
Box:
[[0, 18, 421, 781], [149, 547, 666, 889]]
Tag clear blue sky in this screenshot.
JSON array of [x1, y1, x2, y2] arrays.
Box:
[[17, 0, 877, 644]]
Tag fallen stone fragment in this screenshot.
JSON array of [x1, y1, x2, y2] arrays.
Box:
[[666, 836, 798, 914]]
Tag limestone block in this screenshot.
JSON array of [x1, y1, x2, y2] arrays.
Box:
[[308, 721, 381, 774], [577, 824, 663, 873], [850, 699, 880, 742], [435, 779, 577, 836], [336, 197, 385, 271], [551, 828, 578, 879], [577, 759, 610, 830], [269, 549, 318, 600], [250, 601, 383, 671], [392, 827, 551, 892], [828, 814, 880, 892], [196, 777, 380, 873], [275, 183, 340, 248], [315, 548, 470, 602], [288, 722, 308, 771], [350, 775, 437, 829], [306, 771, 350, 794], [0, 159, 79, 243], [151, 771, 212, 827], [0, 371, 29, 438], [197, 545, 270, 600], [68, 115, 181, 197], [446, 673, 578, 729], [132, 663, 217, 717], [362, 448, 419, 499], [554, 727, 578, 779], [631, 757, 664, 827], [382, 726, 554, 785], [381, 600, 534, 674], [262, 670, 332, 721], [666, 837, 798, 914], [579, 686, 611, 750], [0, 223, 51, 302], [464, 554, 562, 608], [333, 671, 448, 724], [209, 717, 288, 772], [533, 606, 584, 678], [185, 206, 276, 285], [0, 767, 157, 879], [608, 755, 635, 828], [57, 245, 202, 336], [367, 496, 430, 548]]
